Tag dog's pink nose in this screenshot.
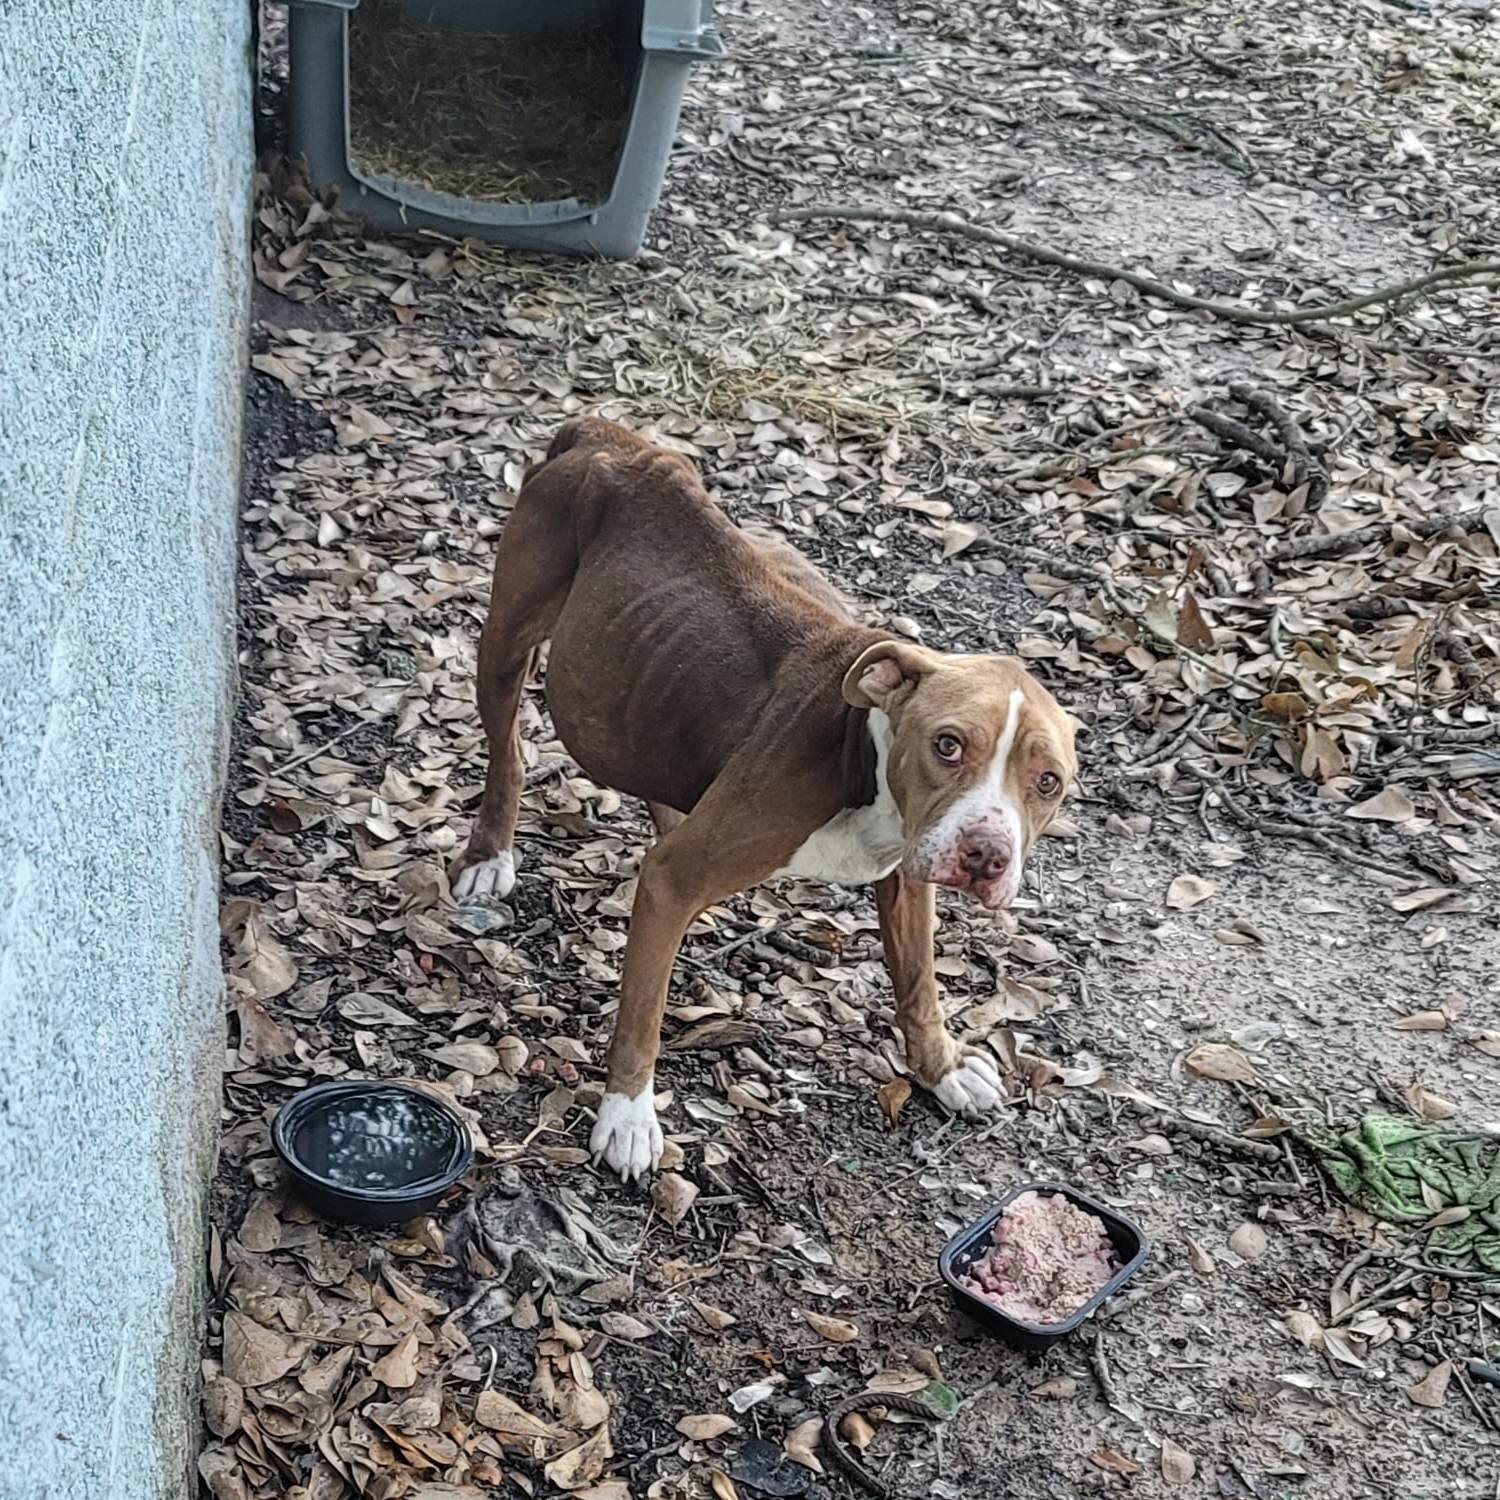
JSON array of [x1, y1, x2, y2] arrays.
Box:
[[959, 838, 1009, 883]]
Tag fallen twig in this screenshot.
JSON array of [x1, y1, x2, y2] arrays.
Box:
[[1088, 90, 1254, 174], [1377, 724, 1497, 747], [1090, 1332, 1144, 1426], [1268, 504, 1493, 562], [1441, 1341, 1497, 1433], [1128, 704, 1212, 774], [1333, 1268, 1418, 1325], [1180, 763, 1421, 884], [1437, 612, 1497, 702], [1330, 1249, 1376, 1323], [1163, 1117, 1285, 1162], [1229, 383, 1329, 504], [1186, 405, 1287, 469], [769, 204, 1500, 328], [1099, 1268, 1188, 1319], [1189, 44, 1246, 79], [271, 722, 365, 778]]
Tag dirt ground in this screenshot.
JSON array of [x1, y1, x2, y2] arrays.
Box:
[[205, 1, 1500, 1497]]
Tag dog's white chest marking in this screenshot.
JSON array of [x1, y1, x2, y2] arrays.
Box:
[[772, 710, 905, 887]]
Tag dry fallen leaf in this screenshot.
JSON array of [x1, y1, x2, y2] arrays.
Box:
[[709, 1472, 740, 1500], [1284, 1311, 1325, 1348], [221, 1310, 305, 1389], [1165, 873, 1217, 910], [783, 1416, 824, 1472], [1391, 887, 1456, 913], [600, 1312, 652, 1341], [1184, 1043, 1257, 1082], [962, 978, 1051, 1027], [942, 520, 984, 558], [1405, 1082, 1458, 1120], [1184, 1237, 1215, 1276], [1392, 1010, 1449, 1032], [1030, 1377, 1077, 1400], [372, 1328, 421, 1389], [1347, 786, 1415, 823], [424, 1040, 502, 1075], [691, 1298, 737, 1331], [1262, 691, 1310, 721], [1322, 1327, 1367, 1369], [1009, 932, 1061, 965], [801, 1310, 860, 1343], [1089, 1449, 1140, 1476], [877, 1076, 912, 1127], [299, 1345, 353, 1398], [559, 1381, 612, 1432], [475, 1390, 569, 1441], [1300, 724, 1346, 782], [202, 1375, 245, 1439], [237, 1196, 282, 1254], [1175, 590, 1214, 650], [1161, 1438, 1196, 1485], [676, 1413, 738, 1441], [839, 1412, 876, 1450], [545, 1423, 613, 1490], [652, 1172, 700, 1228], [1407, 1360, 1452, 1409], [235, 998, 296, 1064]]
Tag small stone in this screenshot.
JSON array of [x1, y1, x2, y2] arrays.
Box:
[[1229, 1222, 1268, 1261]]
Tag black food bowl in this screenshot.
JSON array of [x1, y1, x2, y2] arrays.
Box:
[[939, 1181, 1150, 1351], [272, 1080, 473, 1226]]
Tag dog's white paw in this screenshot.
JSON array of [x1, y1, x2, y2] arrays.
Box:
[[453, 849, 518, 904], [590, 1088, 663, 1182], [932, 1053, 1006, 1119]]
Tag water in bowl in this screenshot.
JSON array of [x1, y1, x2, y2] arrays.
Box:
[[295, 1091, 455, 1190]]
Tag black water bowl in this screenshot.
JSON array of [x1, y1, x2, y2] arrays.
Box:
[[938, 1181, 1150, 1351], [272, 1080, 473, 1226]]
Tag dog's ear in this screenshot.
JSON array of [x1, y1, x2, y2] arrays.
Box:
[[842, 640, 939, 709]]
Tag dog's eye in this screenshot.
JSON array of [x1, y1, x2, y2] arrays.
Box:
[[1036, 770, 1063, 798], [933, 734, 964, 764]]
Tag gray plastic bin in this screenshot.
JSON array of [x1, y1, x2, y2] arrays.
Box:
[[287, 0, 722, 259]]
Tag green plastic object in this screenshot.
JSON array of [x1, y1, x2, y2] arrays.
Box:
[[287, 0, 722, 259]]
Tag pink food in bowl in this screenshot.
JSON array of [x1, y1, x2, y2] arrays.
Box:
[[958, 1191, 1119, 1325]]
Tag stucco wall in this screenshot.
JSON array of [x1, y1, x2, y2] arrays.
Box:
[[0, 4, 251, 1498]]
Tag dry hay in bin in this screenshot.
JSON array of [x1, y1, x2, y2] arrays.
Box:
[[347, 0, 634, 206]]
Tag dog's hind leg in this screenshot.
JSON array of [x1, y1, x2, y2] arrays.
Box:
[[452, 484, 576, 903]]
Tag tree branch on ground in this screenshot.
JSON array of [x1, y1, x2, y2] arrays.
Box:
[[769, 204, 1500, 328]]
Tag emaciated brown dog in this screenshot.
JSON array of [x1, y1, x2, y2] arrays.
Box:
[[453, 419, 1077, 1180]]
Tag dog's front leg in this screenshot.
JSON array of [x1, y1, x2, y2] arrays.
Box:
[[590, 793, 786, 1181], [875, 871, 1006, 1119], [587, 844, 688, 1180]]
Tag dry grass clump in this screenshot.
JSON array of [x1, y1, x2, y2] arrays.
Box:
[[686, 357, 925, 429]]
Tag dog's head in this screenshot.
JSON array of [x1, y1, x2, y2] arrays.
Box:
[[843, 641, 1078, 910]]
